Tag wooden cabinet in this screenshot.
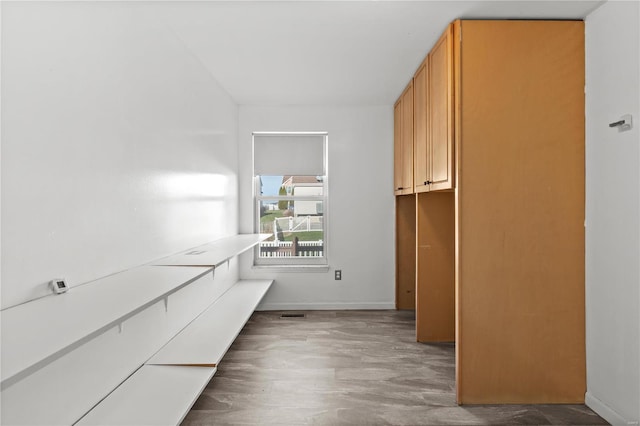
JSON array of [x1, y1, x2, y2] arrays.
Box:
[[395, 82, 416, 310], [397, 24, 455, 196], [413, 25, 455, 194], [454, 19, 585, 405], [393, 101, 403, 194], [416, 191, 454, 342], [413, 60, 429, 193], [394, 82, 414, 195], [428, 25, 454, 191], [395, 194, 416, 310], [398, 20, 585, 405], [413, 25, 456, 344]]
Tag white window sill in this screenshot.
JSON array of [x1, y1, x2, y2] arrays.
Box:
[[251, 264, 330, 273]]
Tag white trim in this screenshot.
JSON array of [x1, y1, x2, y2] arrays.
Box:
[[256, 302, 396, 311], [585, 392, 639, 425]]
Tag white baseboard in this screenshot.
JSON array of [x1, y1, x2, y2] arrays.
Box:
[[256, 302, 396, 311], [585, 392, 639, 425]]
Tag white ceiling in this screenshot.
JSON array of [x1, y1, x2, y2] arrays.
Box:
[[157, 1, 603, 106]]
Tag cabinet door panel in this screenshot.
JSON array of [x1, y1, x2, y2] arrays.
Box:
[[456, 19, 585, 404], [413, 62, 429, 193], [401, 82, 414, 193], [429, 25, 454, 191], [394, 100, 403, 195]]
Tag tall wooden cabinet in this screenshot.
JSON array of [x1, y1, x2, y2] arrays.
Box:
[[413, 25, 457, 343], [395, 82, 416, 309], [454, 19, 585, 404], [395, 20, 585, 404]]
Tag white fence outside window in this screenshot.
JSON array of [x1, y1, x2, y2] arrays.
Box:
[[259, 239, 323, 258], [272, 216, 323, 235]]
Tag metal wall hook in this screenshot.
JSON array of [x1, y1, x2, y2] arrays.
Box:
[[609, 114, 633, 132]]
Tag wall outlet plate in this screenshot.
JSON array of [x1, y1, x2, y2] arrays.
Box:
[[335, 270, 342, 280]]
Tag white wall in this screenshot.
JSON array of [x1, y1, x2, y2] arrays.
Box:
[[238, 106, 395, 310], [1, 2, 242, 423], [1, 2, 239, 309], [585, 1, 640, 424]]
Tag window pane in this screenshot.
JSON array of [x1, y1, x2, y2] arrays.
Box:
[[258, 175, 324, 197], [258, 199, 324, 258]]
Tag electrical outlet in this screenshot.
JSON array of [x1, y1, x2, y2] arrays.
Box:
[[335, 270, 342, 280]]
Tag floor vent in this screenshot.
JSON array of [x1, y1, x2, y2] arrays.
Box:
[[280, 313, 305, 318]]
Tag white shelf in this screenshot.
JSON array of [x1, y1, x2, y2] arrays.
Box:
[[77, 365, 216, 426], [152, 234, 270, 267], [147, 279, 273, 366], [1, 266, 212, 385]]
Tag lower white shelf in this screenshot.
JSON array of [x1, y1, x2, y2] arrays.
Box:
[[147, 279, 273, 366], [77, 279, 273, 426], [77, 365, 216, 426]]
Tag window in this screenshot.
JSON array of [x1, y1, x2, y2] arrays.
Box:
[[253, 133, 328, 266]]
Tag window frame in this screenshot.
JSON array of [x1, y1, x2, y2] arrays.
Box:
[[252, 132, 329, 267]]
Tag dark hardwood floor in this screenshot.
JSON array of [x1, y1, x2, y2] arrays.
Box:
[[182, 310, 607, 425]]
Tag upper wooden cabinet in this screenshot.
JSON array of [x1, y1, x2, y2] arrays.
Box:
[[428, 25, 454, 191], [394, 82, 414, 195], [401, 24, 455, 196], [413, 60, 429, 193], [401, 83, 414, 193], [394, 100, 403, 194]]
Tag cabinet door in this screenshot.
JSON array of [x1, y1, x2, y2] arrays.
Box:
[[413, 61, 430, 193], [393, 99, 403, 195], [429, 25, 454, 191], [400, 82, 414, 194], [455, 19, 585, 405]]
